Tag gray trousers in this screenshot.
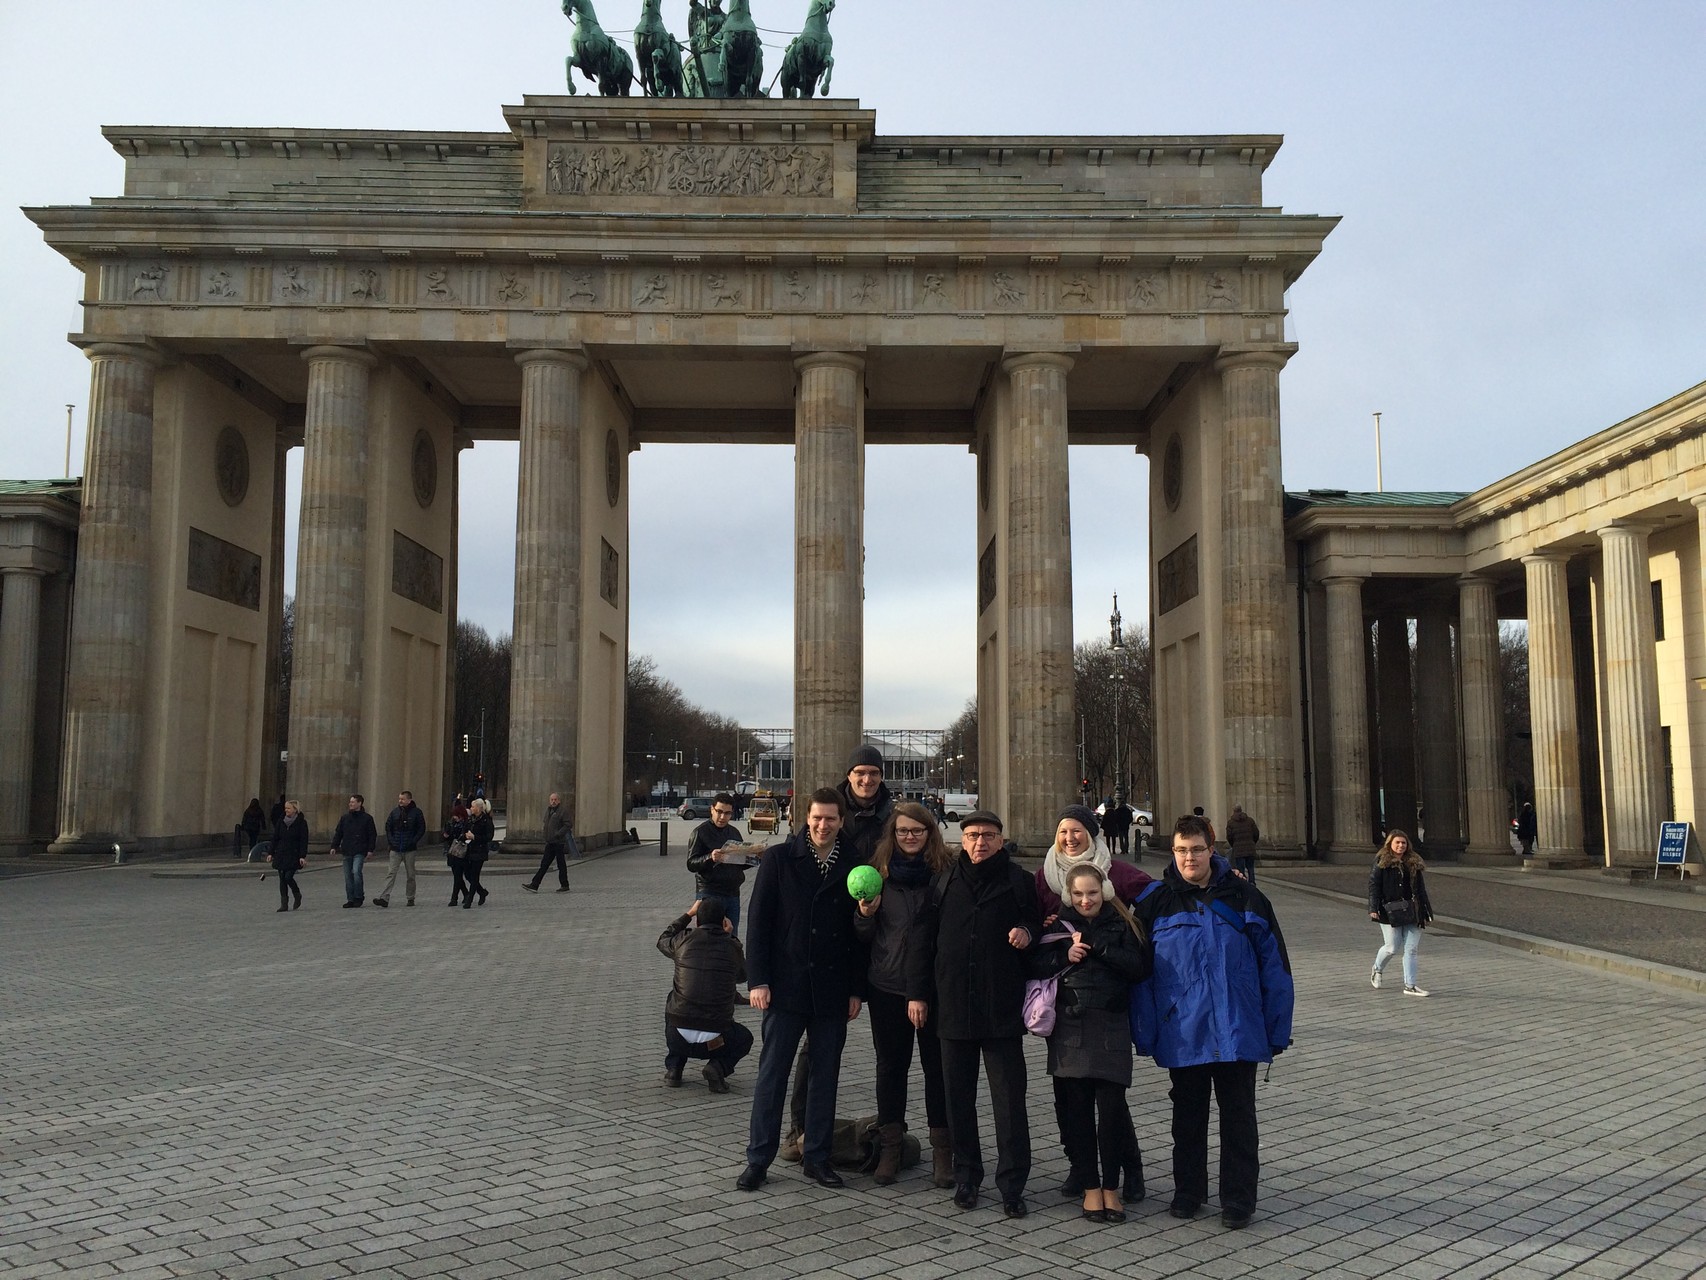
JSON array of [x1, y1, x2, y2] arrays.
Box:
[[378, 850, 418, 903]]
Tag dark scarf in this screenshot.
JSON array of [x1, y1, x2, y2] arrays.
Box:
[[960, 845, 1009, 885], [887, 851, 932, 889]]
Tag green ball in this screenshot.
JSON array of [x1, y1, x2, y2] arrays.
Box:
[[846, 864, 883, 901]]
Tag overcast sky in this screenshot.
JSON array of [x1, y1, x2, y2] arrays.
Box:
[[3, 1, 1703, 729]]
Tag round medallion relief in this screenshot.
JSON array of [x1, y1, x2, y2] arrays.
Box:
[[411, 430, 437, 508], [605, 429, 622, 508], [214, 425, 249, 507], [1162, 433, 1184, 513]]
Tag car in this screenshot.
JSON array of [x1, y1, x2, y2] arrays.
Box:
[[677, 794, 720, 820]]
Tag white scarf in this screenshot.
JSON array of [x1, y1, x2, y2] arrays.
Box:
[[1042, 835, 1112, 899]]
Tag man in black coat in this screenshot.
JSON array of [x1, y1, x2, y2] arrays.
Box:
[[908, 809, 1042, 1217], [329, 794, 378, 908], [657, 897, 752, 1093], [736, 787, 866, 1193], [374, 790, 426, 908]]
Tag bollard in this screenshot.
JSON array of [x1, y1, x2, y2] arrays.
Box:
[[659, 820, 668, 857]]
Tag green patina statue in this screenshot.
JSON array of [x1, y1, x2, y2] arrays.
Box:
[[559, 1, 834, 100]]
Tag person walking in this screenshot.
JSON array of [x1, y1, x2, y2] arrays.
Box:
[[443, 805, 473, 907], [524, 793, 574, 893], [686, 793, 754, 934], [238, 798, 266, 858], [1368, 830, 1434, 996], [658, 897, 753, 1092], [852, 802, 955, 1187], [268, 800, 309, 912], [1101, 793, 1134, 858], [907, 809, 1042, 1218], [1132, 813, 1293, 1229], [374, 790, 425, 908], [462, 798, 494, 908], [1031, 863, 1151, 1223], [1515, 802, 1537, 857], [330, 794, 378, 908], [1035, 805, 1154, 1203], [1225, 805, 1261, 884]]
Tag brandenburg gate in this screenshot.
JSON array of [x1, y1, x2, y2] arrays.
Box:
[[24, 96, 1335, 853]]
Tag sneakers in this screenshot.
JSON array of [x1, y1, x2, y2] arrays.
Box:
[[372, 897, 389, 908], [1403, 986, 1430, 998], [555, 885, 572, 893], [522, 883, 539, 894], [1370, 967, 1382, 990]]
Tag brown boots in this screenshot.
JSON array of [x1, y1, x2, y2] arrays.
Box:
[[928, 1126, 954, 1189], [873, 1122, 906, 1185]]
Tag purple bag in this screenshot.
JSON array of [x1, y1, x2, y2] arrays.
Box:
[[1022, 925, 1078, 1037]]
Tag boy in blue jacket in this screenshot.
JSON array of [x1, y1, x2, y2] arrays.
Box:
[[1131, 813, 1293, 1229]]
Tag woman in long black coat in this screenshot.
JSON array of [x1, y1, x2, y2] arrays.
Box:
[[462, 799, 494, 908], [269, 801, 309, 912]]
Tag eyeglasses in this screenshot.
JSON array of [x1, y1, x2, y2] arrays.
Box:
[[710, 808, 734, 818], [895, 826, 929, 839], [1173, 845, 1211, 858], [963, 832, 1001, 845]]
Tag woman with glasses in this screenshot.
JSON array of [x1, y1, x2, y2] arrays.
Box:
[[853, 802, 956, 1187]]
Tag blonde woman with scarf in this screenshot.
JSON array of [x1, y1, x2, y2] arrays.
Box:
[[1034, 805, 1155, 1203]]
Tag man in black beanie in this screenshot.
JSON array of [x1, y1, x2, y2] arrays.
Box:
[[837, 743, 894, 864]]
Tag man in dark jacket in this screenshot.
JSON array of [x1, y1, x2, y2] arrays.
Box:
[[1225, 804, 1261, 883], [658, 897, 752, 1093], [374, 790, 426, 908], [1131, 813, 1293, 1230], [907, 809, 1042, 1217], [838, 744, 895, 863], [1102, 791, 1135, 858], [686, 793, 755, 934], [736, 787, 866, 1193], [525, 793, 575, 893], [330, 794, 379, 908]]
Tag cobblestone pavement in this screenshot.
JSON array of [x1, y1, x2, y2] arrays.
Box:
[[1262, 864, 1706, 974], [4, 851, 1705, 1279]]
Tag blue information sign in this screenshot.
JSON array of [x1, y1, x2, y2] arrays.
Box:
[[1656, 821, 1690, 866]]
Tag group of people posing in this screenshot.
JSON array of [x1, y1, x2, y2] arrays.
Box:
[[664, 747, 1295, 1229]]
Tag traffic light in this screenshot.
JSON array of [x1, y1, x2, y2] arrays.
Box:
[[462, 733, 470, 753], [1081, 778, 1090, 792]]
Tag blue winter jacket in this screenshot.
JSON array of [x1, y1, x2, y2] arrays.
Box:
[[1129, 854, 1294, 1068]]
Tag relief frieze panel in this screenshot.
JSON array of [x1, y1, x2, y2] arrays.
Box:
[[545, 142, 833, 199]]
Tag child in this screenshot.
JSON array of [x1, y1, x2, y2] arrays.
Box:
[[657, 897, 753, 1093]]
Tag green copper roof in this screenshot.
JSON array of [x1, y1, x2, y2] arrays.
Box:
[[0, 478, 80, 499]]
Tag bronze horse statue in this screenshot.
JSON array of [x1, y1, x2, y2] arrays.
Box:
[[561, 0, 633, 96], [781, 0, 834, 97], [634, 0, 685, 97], [718, 0, 764, 98]]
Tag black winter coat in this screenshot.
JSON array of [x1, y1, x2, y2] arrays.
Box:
[[908, 847, 1042, 1040], [687, 819, 748, 895], [1368, 859, 1434, 926], [837, 778, 896, 864], [466, 813, 494, 865], [330, 809, 377, 858], [385, 803, 426, 852], [745, 830, 868, 1017], [270, 815, 309, 872], [658, 914, 748, 1031], [1030, 903, 1152, 1012]]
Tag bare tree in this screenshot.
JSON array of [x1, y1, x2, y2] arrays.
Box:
[[1074, 632, 1155, 804], [624, 655, 767, 806], [937, 699, 979, 794], [1499, 621, 1531, 810], [453, 620, 511, 799]]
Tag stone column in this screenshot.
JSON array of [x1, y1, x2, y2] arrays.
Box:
[[1375, 612, 1417, 836], [258, 434, 288, 807], [1414, 602, 1462, 855], [1522, 553, 1585, 861], [52, 343, 162, 853], [1001, 352, 1076, 849], [287, 346, 377, 830], [1215, 348, 1299, 846], [793, 352, 865, 798], [1323, 575, 1371, 855], [1597, 522, 1665, 866], [1458, 574, 1508, 857], [508, 349, 588, 845], [0, 568, 47, 840]]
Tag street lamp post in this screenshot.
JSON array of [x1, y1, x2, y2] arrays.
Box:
[[1110, 593, 1125, 799]]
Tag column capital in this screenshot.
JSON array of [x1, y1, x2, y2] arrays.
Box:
[[1318, 572, 1367, 587], [0, 565, 49, 581], [515, 347, 589, 372], [793, 350, 865, 376], [1597, 519, 1659, 542], [1520, 550, 1571, 567], [1212, 344, 1297, 375], [1457, 571, 1497, 588], [300, 344, 378, 369], [1000, 351, 1075, 376], [80, 340, 167, 368]]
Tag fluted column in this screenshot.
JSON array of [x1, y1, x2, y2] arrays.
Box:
[[287, 346, 377, 829], [1216, 348, 1299, 846], [1323, 575, 1371, 854], [1598, 523, 1665, 866], [52, 343, 162, 853], [508, 349, 588, 844], [1414, 603, 1462, 854], [1458, 574, 1508, 856], [1523, 553, 1585, 860], [1375, 612, 1417, 836], [0, 568, 47, 840], [999, 353, 1076, 849], [793, 352, 865, 799]]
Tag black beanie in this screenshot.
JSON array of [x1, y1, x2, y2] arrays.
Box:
[[1056, 804, 1100, 839], [847, 745, 884, 772]]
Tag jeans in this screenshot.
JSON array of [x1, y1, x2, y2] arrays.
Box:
[[1234, 856, 1256, 884], [746, 1006, 848, 1169], [1168, 1061, 1259, 1216], [1057, 1076, 1130, 1190], [342, 855, 366, 904], [1375, 922, 1422, 987], [699, 891, 741, 937], [666, 1021, 755, 1075], [940, 1035, 1030, 1201], [530, 843, 568, 889], [378, 850, 417, 903], [866, 988, 946, 1129]]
